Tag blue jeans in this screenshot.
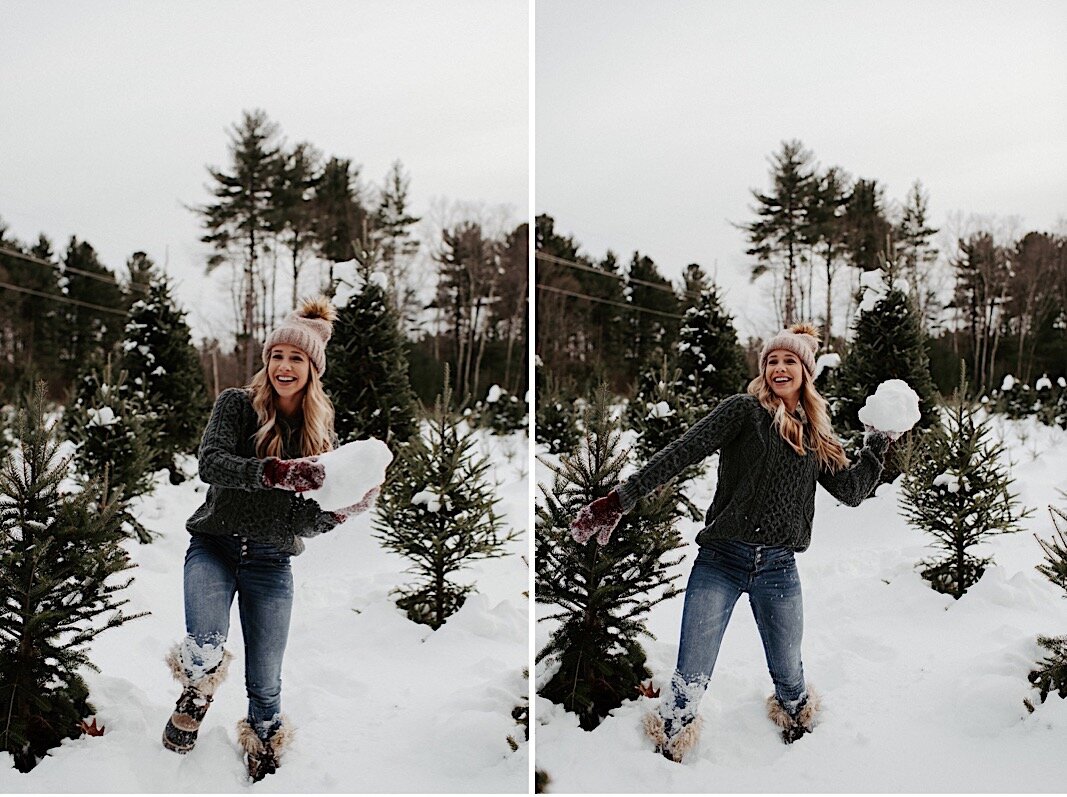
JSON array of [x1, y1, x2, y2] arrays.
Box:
[[665, 539, 806, 732], [183, 533, 293, 739]]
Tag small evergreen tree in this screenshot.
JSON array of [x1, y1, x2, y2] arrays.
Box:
[[675, 286, 748, 417], [535, 373, 580, 455], [626, 358, 702, 520], [473, 384, 528, 436], [64, 359, 157, 542], [1027, 505, 1067, 703], [834, 262, 939, 439], [120, 267, 210, 483], [327, 274, 418, 445], [0, 383, 146, 772], [536, 387, 685, 730], [899, 378, 1031, 598], [373, 380, 517, 629]]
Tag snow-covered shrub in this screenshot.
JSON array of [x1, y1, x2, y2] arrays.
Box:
[[63, 358, 157, 542], [1028, 505, 1067, 704], [471, 384, 528, 436], [373, 381, 518, 629], [536, 387, 684, 730], [899, 382, 1031, 598], [0, 383, 146, 772]]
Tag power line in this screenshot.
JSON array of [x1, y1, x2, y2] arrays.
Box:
[[536, 251, 701, 300], [535, 282, 684, 320], [0, 280, 128, 317], [0, 244, 151, 294]]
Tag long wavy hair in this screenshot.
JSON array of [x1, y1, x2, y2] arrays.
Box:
[[248, 364, 335, 459], [747, 365, 848, 472]]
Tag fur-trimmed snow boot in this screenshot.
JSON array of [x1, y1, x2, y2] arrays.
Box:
[[237, 717, 293, 783], [643, 710, 702, 763], [162, 645, 234, 754], [766, 688, 821, 744]]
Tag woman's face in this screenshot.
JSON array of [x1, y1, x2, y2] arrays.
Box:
[[765, 348, 804, 404], [267, 344, 311, 400]]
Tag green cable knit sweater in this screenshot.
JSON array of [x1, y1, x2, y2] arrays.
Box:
[[185, 388, 340, 555], [616, 393, 888, 552]]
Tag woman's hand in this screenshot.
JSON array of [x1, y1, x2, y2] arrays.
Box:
[[862, 425, 901, 457], [262, 456, 326, 492], [331, 485, 380, 524], [569, 490, 623, 546]]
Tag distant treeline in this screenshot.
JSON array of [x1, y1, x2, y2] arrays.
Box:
[[536, 139, 1067, 397]]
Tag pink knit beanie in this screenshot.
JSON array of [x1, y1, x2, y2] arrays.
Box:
[[759, 323, 820, 378], [262, 296, 337, 376]]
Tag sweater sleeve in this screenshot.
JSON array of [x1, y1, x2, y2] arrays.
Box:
[[197, 388, 270, 491], [817, 434, 889, 507], [293, 497, 341, 538], [615, 393, 753, 512]]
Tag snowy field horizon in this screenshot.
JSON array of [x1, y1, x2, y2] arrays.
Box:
[[0, 428, 530, 793], [535, 412, 1067, 793]]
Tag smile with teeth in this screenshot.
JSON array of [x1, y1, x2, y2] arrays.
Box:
[[773, 376, 791, 383], [276, 376, 297, 384]]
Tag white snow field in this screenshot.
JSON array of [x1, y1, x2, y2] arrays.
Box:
[[536, 414, 1067, 793], [1, 428, 529, 793]]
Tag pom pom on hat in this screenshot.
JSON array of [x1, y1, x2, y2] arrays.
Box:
[[262, 296, 337, 376], [759, 323, 820, 377]]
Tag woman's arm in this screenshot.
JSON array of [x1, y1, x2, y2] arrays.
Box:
[[615, 393, 753, 512], [197, 389, 270, 491], [817, 431, 891, 507]]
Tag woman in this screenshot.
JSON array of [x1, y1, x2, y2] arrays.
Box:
[[161, 297, 378, 782], [570, 324, 896, 762]]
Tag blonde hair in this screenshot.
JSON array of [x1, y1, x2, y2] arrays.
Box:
[[248, 364, 335, 459], [746, 368, 848, 472]]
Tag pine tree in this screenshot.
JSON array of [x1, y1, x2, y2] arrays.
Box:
[[327, 274, 418, 445], [535, 372, 580, 455], [626, 358, 702, 521], [57, 237, 126, 387], [899, 377, 1031, 598], [675, 285, 748, 417], [0, 383, 146, 772], [624, 253, 680, 384], [373, 380, 517, 629], [63, 359, 157, 542], [536, 387, 685, 730], [1027, 505, 1067, 703], [120, 265, 210, 483], [473, 384, 528, 436], [834, 262, 939, 442], [372, 160, 421, 326]]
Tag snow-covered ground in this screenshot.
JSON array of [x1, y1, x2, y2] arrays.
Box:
[[535, 414, 1067, 793], [1, 428, 530, 793]]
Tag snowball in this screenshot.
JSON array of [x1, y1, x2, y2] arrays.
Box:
[[87, 407, 117, 427], [486, 385, 503, 403], [856, 380, 921, 434], [1001, 374, 1015, 391], [646, 401, 674, 419], [1035, 375, 1052, 391], [304, 439, 393, 512], [814, 352, 841, 380]]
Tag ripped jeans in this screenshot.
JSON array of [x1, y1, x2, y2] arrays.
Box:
[[181, 533, 293, 740], [662, 539, 807, 735]]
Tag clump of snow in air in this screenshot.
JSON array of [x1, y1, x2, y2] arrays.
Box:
[[857, 379, 921, 433], [87, 407, 118, 427], [1002, 374, 1016, 391], [412, 488, 451, 513], [646, 401, 674, 419], [486, 384, 503, 403], [1035, 374, 1052, 391], [304, 439, 393, 512], [814, 352, 840, 380]]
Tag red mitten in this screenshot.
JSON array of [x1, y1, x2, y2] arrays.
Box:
[[569, 490, 623, 546], [331, 485, 381, 524], [262, 456, 326, 492]]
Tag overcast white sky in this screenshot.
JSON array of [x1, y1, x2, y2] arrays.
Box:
[[0, 0, 528, 344], [537, 0, 1067, 339]]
